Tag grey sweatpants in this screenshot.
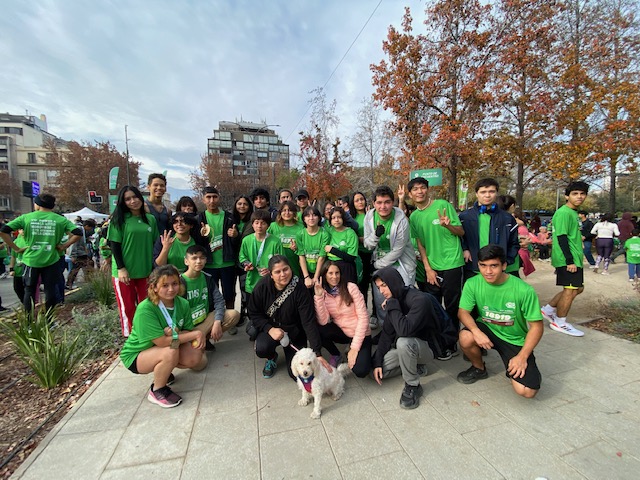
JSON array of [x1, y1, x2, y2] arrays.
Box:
[[381, 337, 433, 386]]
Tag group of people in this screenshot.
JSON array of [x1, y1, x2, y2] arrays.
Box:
[[2, 173, 639, 411]]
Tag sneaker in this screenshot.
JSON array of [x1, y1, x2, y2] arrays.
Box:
[[228, 326, 238, 335], [589, 265, 598, 269], [329, 354, 342, 367], [369, 316, 379, 330], [417, 364, 428, 377], [457, 364, 488, 384], [592, 267, 599, 273], [167, 373, 175, 385], [400, 383, 423, 409], [0, 273, 7, 279], [436, 347, 459, 361], [601, 270, 610, 275], [540, 307, 557, 323], [205, 340, 216, 351], [237, 315, 247, 327], [549, 321, 584, 337], [262, 354, 278, 379], [147, 384, 182, 408]]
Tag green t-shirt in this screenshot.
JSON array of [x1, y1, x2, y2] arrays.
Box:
[[267, 222, 303, 276], [625, 237, 640, 264], [182, 273, 209, 326], [0, 240, 7, 259], [409, 199, 464, 271], [204, 210, 234, 269], [411, 237, 426, 283], [99, 237, 112, 259], [551, 205, 582, 267], [166, 237, 195, 273], [354, 212, 368, 253], [11, 235, 27, 277], [460, 274, 542, 346], [374, 211, 395, 261], [479, 213, 491, 249], [239, 234, 283, 293], [108, 213, 159, 278], [296, 228, 330, 275], [119, 296, 193, 368], [6, 211, 78, 268], [326, 227, 359, 261]]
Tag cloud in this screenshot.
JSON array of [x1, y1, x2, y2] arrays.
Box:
[[1, 0, 417, 195]]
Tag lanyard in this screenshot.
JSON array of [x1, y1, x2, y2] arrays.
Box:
[[255, 233, 270, 265], [158, 301, 179, 341]]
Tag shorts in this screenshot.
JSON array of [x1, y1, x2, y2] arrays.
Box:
[[474, 322, 541, 390], [127, 354, 140, 374], [555, 266, 584, 289]]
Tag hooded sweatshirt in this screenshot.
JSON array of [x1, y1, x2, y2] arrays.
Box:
[[363, 206, 416, 286], [372, 267, 437, 368], [618, 213, 635, 244]]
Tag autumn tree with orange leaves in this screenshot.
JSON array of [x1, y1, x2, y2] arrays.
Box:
[[296, 88, 351, 202], [371, 1, 493, 205], [484, 0, 560, 208]]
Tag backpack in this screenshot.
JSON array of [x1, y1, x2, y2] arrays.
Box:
[[423, 292, 458, 358]]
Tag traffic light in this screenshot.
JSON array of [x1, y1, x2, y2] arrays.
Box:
[[88, 191, 103, 204]]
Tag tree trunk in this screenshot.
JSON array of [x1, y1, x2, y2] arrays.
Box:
[[609, 155, 618, 213], [516, 161, 525, 210]]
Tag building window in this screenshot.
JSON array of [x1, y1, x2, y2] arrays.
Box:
[[0, 127, 23, 135], [29, 171, 38, 181], [28, 152, 36, 164], [0, 197, 9, 208]]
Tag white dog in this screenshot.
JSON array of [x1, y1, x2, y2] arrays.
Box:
[[290, 348, 350, 419]]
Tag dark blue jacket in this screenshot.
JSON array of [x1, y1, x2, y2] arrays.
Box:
[[459, 203, 519, 272]]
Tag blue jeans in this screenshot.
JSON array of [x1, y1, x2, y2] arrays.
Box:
[[583, 240, 595, 266], [629, 263, 640, 279]]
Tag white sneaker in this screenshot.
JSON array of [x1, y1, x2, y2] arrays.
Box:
[[601, 271, 610, 275], [550, 321, 584, 337], [540, 308, 556, 322], [629, 278, 636, 282], [369, 316, 379, 330]]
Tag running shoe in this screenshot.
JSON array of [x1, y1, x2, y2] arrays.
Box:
[[549, 321, 584, 337], [540, 307, 557, 322], [147, 384, 182, 408]]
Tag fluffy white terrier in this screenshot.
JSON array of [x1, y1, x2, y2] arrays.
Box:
[[290, 348, 350, 419]]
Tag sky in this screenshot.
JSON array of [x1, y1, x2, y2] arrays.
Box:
[[1, 0, 422, 199]]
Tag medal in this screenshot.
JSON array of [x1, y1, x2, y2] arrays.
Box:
[[170, 338, 180, 349]]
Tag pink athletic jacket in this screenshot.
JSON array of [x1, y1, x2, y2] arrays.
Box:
[[314, 282, 371, 352]]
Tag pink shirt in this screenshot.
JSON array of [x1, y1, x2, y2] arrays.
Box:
[[314, 282, 371, 352]]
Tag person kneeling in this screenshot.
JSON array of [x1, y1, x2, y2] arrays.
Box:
[[120, 265, 206, 408], [457, 245, 543, 398], [372, 267, 437, 410]]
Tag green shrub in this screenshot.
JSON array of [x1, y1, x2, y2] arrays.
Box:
[[88, 270, 115, 307], [69, 304, 123, 358], [602, 298, 640, 343], [0, 309, 91, 389]]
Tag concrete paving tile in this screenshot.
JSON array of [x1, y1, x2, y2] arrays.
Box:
[[167, 367, 207, 392], [260, 425, 341, 480], [58, 376, 144, 435], [107, 393, 200, 469], [532, 376, 586, 408], [549, 369, 640, 421], [561, 439, 640, 479], [258, 395, 329, 436], [464, 422, 585, 480], [183, 432, 259, 479], [322, 387, 402, 466], [197, 364, 258, 414], [100, 458, 183, 479], [621, 380, 640, 395], [476, 386, 600, 456], [19, 429, 124, 480], [383, 405, 503, 480], [340, 451, 424, 479], [425, 381, 510, 435], [580, 352, 640, 386], [357, 373, 406, 413], [554, 397, 640, 456]]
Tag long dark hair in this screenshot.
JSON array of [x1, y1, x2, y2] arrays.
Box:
[[319, 261, 353, 306], [349, 191, 368, 215], [176, 196, 198, 214], [232, 195, 254, 224], [112, 186, 148, 228]]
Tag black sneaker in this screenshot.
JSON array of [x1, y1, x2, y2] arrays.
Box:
[[147, 383, 182, 408], [262, 353, 278, 379], [167, 373, 175, 386], [399, 383, 423, 409], [457, 364, 488, 384], [205, 341, 216, 351], [436, 347, 459, 361], [237, 315, 247, 327]]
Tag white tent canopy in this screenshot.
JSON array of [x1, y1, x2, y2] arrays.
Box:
[[63, 207, 109, 222]]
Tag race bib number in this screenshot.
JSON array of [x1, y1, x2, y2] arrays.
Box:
[[210, 234, 223, 252]]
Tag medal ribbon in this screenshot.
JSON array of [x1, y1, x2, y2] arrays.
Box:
[[159, 301, 179, 341]]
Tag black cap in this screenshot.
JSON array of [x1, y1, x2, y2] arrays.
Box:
[[295, 189, 309, 199]]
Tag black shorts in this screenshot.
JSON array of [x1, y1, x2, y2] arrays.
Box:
[[555, 266, 584, 289], [127, 354, 140, 374], [475, 322, 541, 390]]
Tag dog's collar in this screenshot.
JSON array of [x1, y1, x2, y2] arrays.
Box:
[[298, 375, 314, 392]]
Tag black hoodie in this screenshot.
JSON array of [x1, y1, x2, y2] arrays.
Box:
[[372, 267, 438, 368]]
